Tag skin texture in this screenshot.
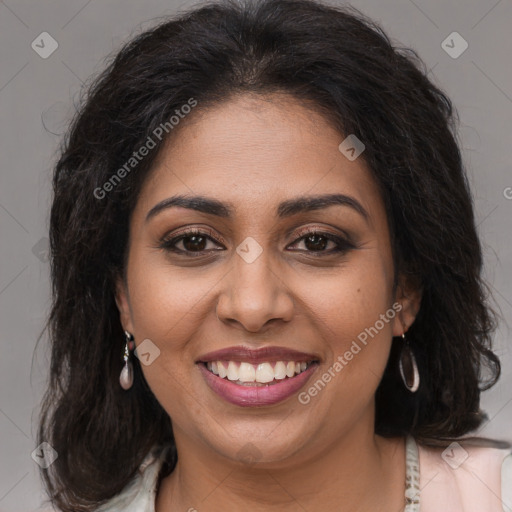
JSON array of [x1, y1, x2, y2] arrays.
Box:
[[115, 93, 421, 512]]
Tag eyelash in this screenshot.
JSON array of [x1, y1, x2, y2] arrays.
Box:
[[158, 227, 354, 257]]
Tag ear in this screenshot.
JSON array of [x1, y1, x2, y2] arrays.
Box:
[[115, 274, 135, 334], [391, 273, 422, 337]]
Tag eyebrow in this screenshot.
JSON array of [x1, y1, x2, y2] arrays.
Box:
[[145, 193, 369, 223]]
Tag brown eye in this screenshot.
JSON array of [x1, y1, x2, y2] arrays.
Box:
[[288, 230, 354, 254], [159, 229, 224, 255], [159, 228, 353, 257], [180, 234, 208, 252], [302, 233, 330, 251]]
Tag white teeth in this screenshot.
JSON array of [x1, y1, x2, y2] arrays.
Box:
[[256, 363, 274, 383], [217, 361, 227, 379], [238, 362, 256, 382], [273, 361, 287, 380], [205, 359, 313, 383], [227, 361, 239, 381]]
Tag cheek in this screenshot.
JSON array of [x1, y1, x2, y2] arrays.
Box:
[[292, 262, 395, 435], [127, 248, 219, 345], [307, 255, 393, 333], [124, 250, 220, 408], [305, 256, 395, 385]]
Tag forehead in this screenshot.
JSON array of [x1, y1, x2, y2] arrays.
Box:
[[133, 94, 384, 224]]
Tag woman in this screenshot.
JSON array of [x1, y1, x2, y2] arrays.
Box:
[[37, 0, 511, 510]]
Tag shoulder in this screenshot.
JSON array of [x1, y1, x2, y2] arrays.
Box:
[[416, 437, 512, 512], [94, 444, 170, 512]]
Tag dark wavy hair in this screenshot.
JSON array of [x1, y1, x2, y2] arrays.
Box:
[[37, 0, 504, 509]]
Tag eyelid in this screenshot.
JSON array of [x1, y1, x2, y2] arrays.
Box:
[[158, 224, 356, 256], [290, 224, 355, 247], [162, 224, 350, 243], [162, 226, 226, 246]]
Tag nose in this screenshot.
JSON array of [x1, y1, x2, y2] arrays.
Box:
[[215, 247, 295, 333]]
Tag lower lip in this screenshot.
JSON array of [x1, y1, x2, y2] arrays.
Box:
[[198, 362, 319, 407]]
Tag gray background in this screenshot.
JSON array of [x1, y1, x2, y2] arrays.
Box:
[[1, 0, 511, 510]]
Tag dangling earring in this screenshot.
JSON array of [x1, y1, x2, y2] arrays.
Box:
[[399, 333, 419, 393], [119, 330, 134, 390]]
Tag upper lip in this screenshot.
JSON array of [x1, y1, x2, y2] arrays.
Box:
[[196, 346, 320, 364]]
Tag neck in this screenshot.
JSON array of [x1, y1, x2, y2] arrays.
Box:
[[156, 426, 406, 512]]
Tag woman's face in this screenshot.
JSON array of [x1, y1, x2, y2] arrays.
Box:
[[116, 93, 419, 466]]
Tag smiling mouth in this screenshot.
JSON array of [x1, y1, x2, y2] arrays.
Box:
[[202, 360, 318, 386]]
